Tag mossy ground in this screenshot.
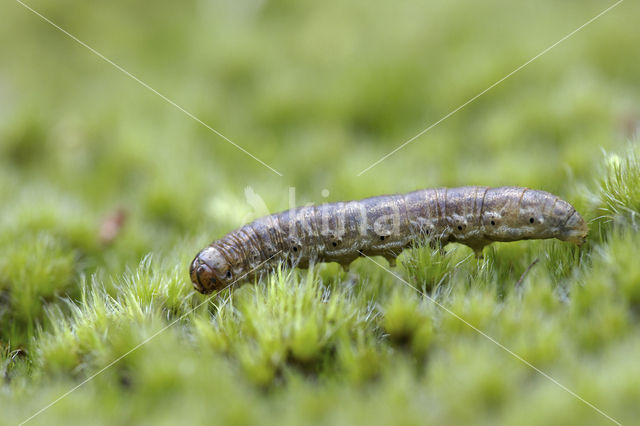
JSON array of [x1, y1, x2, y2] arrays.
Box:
[[1, 0, 640, 424]]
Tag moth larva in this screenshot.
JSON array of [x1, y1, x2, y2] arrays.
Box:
[[189, 186, 588, 294]]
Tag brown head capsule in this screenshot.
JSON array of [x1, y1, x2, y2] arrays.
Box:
[[189, 186, 589, 294], [189, 246, 235, 294]]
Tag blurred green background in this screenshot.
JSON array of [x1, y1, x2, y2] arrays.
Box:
[[1, 0, 640, 425]]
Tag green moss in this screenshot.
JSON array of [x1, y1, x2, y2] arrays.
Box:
[[2, 0, 640, 423], [595, 147, 640, 231], [0, 233, 75, 345]]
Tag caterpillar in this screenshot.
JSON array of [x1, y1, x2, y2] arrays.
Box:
[[189, 186, 588, 294]]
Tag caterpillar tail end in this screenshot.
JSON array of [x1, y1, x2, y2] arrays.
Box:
[[560, 210, 589, 246]]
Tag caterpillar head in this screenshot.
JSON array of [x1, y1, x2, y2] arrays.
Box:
[[189, 246, 235, 294]]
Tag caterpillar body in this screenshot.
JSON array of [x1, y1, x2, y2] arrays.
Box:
[[190, 186, 588, 294]]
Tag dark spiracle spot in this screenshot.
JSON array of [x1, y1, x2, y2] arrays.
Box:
[[226, 270, 232, 279], [332, 241, 337, 247], [380, 236, 385, 241], [530, 217, 534, 223], [457, 225, 462, 231], [491, 220, 496, 226]]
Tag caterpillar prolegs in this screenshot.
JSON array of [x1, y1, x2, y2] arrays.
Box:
[[190, 186, 588, 294]]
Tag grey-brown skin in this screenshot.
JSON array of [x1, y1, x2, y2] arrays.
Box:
[[190, 186, 588, 294]]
